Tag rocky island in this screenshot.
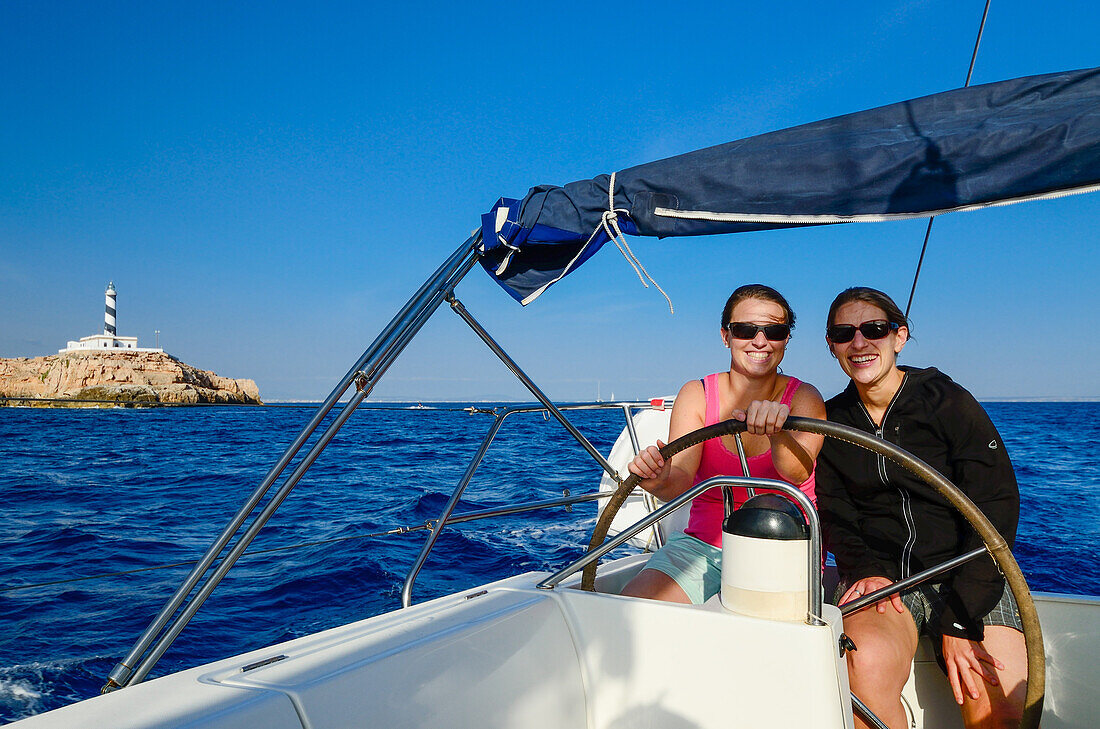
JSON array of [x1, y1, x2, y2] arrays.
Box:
[[0, 351, 262, 406]]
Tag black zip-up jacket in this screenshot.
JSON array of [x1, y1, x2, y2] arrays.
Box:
[[817, 366, 1019, 640]]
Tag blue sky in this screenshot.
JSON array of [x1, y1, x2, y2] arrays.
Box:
[[2, 1, 1098, 401]]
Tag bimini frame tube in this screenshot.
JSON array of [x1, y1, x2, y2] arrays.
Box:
[[401, 401, 660, 608], [448, 296, 618, 479], [105, 234, 481, 691], [401, 407, 509, 608]]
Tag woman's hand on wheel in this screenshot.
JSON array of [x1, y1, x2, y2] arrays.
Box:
[[942, 634, 1005, 704], [733, 400, 790, 435], [840, 576, 906, 614], [627, 441, 670, 486]]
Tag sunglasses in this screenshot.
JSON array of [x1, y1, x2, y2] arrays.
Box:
[[725, 322, 791, 341], [826, 319, 899, 343]]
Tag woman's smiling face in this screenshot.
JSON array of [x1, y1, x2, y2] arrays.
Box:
[[828, 301, 908, 388], [723, 297, 789, 376]]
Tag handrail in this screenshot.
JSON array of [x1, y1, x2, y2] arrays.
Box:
[[622, 404, 665, 549], [105, 234, 481, 691], [449, 296, 619, 480], [536, 475, 825, 626], [402, 400, 671, 606], [401, 406, 509, 607], [2, 491, 618, 595], [436, 490, 618, 525]]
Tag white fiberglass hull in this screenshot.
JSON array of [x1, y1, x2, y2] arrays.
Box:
[[11, 557, 1098, 729]]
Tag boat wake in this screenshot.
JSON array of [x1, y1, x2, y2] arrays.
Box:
[[0, 659, 105, 723]]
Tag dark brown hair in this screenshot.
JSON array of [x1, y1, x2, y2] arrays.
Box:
[[825, 287, 911, 336], [721, 284, 796, 330]]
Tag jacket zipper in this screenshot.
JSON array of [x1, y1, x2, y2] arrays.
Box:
[[857, 375, 915, 579]]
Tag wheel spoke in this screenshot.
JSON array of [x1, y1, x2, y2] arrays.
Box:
[[851, 693, 891, 729], [840, 546, 987, 616]]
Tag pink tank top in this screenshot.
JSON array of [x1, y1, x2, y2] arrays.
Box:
[[683, 373, 817, 547]]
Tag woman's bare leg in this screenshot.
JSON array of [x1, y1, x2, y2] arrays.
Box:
[[958, 626, 1027, 729], [620, 568, 692, 603], [842, 604, 919, 729]]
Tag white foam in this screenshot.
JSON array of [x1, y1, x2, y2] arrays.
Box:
[[1, 679, 43, 701], [0, 675, 46, 719]]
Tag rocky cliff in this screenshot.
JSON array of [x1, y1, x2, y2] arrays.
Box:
[[0, 351, 262, 406]]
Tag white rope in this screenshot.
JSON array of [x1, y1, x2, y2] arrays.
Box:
[[599, 171, 674, 314]]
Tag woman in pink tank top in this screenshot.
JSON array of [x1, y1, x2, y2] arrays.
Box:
[[620, 284, 826, 605]]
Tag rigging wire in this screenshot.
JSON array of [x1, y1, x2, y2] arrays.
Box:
[[904, 0, 992, 318]]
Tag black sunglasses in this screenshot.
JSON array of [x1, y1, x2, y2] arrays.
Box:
[[826, 319, 899, 343], [726, 322, 791, 341]]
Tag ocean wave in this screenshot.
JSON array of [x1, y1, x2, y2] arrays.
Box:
[[0, 658, 108, 724]]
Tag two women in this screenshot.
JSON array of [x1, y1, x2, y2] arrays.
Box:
[[626, 284, 1025, 729]]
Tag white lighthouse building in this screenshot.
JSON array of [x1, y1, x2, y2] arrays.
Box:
[[59, 282, 164, 354]]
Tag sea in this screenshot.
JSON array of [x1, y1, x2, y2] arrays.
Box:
[[1, 401, 1098, 723]]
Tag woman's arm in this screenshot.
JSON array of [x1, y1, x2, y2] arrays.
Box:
[[627, 379, 706, 502]]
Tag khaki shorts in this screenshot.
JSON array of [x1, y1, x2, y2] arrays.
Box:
[[640, 531, 722, 605], [834, 579, 1023, 636]]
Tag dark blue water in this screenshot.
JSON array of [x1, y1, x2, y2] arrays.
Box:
[[1, 402, 1097, 722]]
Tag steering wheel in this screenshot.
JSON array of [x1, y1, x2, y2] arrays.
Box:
[[581, 416, 1044, 729]]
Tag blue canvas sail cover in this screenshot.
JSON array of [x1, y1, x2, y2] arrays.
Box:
[[479, 67, 1100, 305]]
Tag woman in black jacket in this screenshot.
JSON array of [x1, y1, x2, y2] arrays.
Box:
[[817, 287, 1024, 729]]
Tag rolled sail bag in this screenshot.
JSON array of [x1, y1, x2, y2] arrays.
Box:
[[720, 494, 809, 621]]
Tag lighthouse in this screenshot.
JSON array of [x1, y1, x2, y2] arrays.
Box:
[[59, 282, 163, 354], [104, 281, 117, 336]]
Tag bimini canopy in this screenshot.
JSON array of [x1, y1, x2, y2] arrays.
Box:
[[479, 67, 1100, 305]]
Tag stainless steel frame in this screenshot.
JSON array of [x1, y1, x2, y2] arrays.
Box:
[[852, 694, 891, 729], [433, 490, 617, 526], [839, 546, 986, 616], [537, 475, 825, 626], [623, 404, 666, 550], [107, 232, 677, 689], [448, 296, 619, 480], [401, 401, 671, 607], [106, 235, 481, 690]]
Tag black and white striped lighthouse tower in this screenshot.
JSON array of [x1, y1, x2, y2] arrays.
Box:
[[103, 281, 117, 337]]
